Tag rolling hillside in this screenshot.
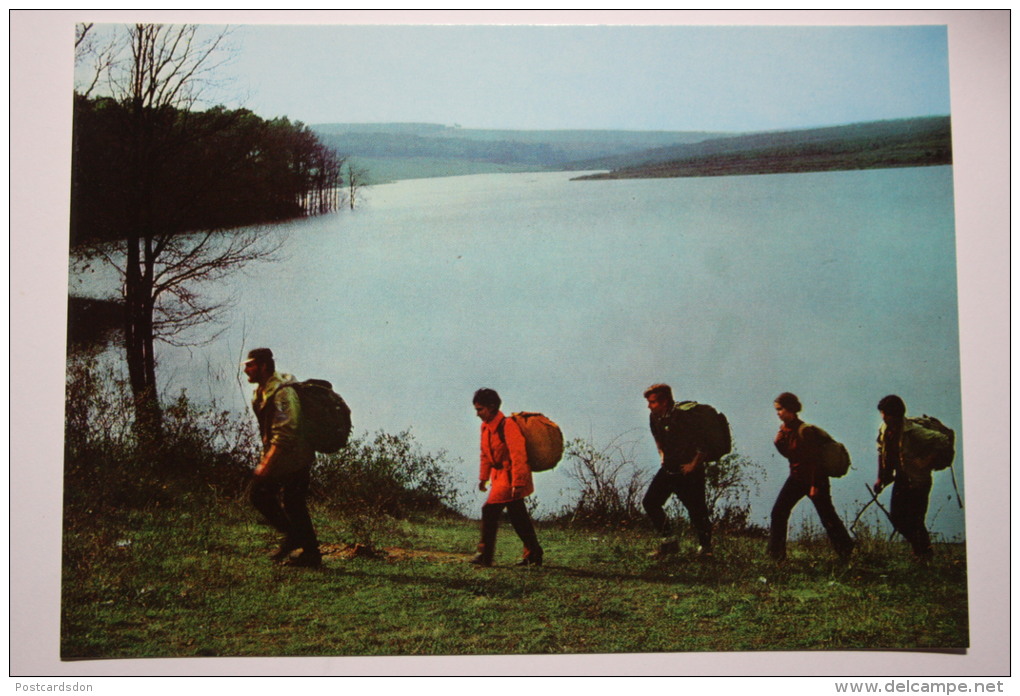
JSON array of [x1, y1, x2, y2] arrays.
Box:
[[310, 117, 952, 183], [310, 123, 730, 182], [571, 116, 952, 179]]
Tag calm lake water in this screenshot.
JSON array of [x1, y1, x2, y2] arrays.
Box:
[[72, 166, 965, 540]]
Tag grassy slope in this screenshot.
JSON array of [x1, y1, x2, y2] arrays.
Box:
[[62, 502, 968, 659], [573, 116, 952, 179]]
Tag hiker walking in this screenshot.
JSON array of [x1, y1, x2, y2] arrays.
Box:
[[767, 392, 854, 561], [875, 395, 954, 561], [469, 388, 544, 567], [642, 383, 715, 560], [244, 348, 322, 568]]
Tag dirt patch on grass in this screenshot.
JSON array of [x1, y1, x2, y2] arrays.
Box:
[[321, 543, 469, 564]]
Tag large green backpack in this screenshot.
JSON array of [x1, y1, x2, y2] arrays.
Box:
[[675, 401, 732, 462], [903, 415, 955, 471], [287, 379, 352, 454], [800, 423, 851, 478]]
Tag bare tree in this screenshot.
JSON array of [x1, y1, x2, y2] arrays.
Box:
[[73, 23, 276, 440], [88, 229, 284, 346], [346, 162, 368, 210], [118, 24, 232, 112], [307, 142, 346, 215], [74, 22, 121, 99]]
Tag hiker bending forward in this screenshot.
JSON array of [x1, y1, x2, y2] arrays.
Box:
[[470, 388, 543, 567], [642, 383, 713, 559], [245, 348, 321, 568], [768, 392, 854, 561], [875, 394, 935, 560]]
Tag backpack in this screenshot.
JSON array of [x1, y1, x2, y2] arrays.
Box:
[[287, 379, 352, 453], [800, 423, 851, 478], [904, 415, 955, 471], [497, 412, 564, 472], [675, 401, 732, 462]]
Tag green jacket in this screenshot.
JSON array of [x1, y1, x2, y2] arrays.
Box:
[[252, 372, 313, 474], [877, 419, 946, 486]]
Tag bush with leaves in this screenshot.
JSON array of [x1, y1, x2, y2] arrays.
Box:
[[312, 430, 465, 519], [702, 452, 767, 535], [64, 348, 259, 514], [65, 348, 466, 524]]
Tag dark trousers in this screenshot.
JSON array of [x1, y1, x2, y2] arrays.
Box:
[[890, 477, 933, 558], [642, 467, 713, 549], [478, 499, 542, 562], [250, 466, 319, 553], [768, 475, 854, 559]]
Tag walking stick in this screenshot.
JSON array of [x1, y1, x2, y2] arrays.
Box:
[[949, 464, 964, 509], [852, 484, 897, 539], [850, 490, 877, 533]]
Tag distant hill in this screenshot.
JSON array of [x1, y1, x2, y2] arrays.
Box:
[[571, 116, 952, 180], [310, 118, 951, 183], [310, 123, 731, 182]]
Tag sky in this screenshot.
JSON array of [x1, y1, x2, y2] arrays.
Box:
[[81, 22, 951, 132]]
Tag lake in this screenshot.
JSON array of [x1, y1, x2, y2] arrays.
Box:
[[71, 166, 965, 540]]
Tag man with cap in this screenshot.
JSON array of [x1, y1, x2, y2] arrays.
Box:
[[243, 348, 322, 567]]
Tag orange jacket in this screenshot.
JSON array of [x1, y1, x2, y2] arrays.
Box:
[[480, 412, 534, 504]]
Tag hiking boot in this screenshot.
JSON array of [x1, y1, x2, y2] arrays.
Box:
[[469, 542, 493, 567], [269, 541, 299, 563], [648, 539, 680, 560], [515, 550, 544, 567], [283, 549, 322, 568]]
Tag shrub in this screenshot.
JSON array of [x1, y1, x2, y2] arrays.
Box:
[[65, 349, 467, 523], [312, 430, 465, 519], [63, 348, 135, 467], [557, 435, 767, 535], [558, 437, 648, 529], [64, 348, 258, 513], [704, 453, 767, 535]]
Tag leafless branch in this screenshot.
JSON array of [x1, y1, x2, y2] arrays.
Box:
[[74, 22, 122, 98]]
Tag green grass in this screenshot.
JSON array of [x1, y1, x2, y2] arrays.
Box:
[[61, 499, 968, 659]]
